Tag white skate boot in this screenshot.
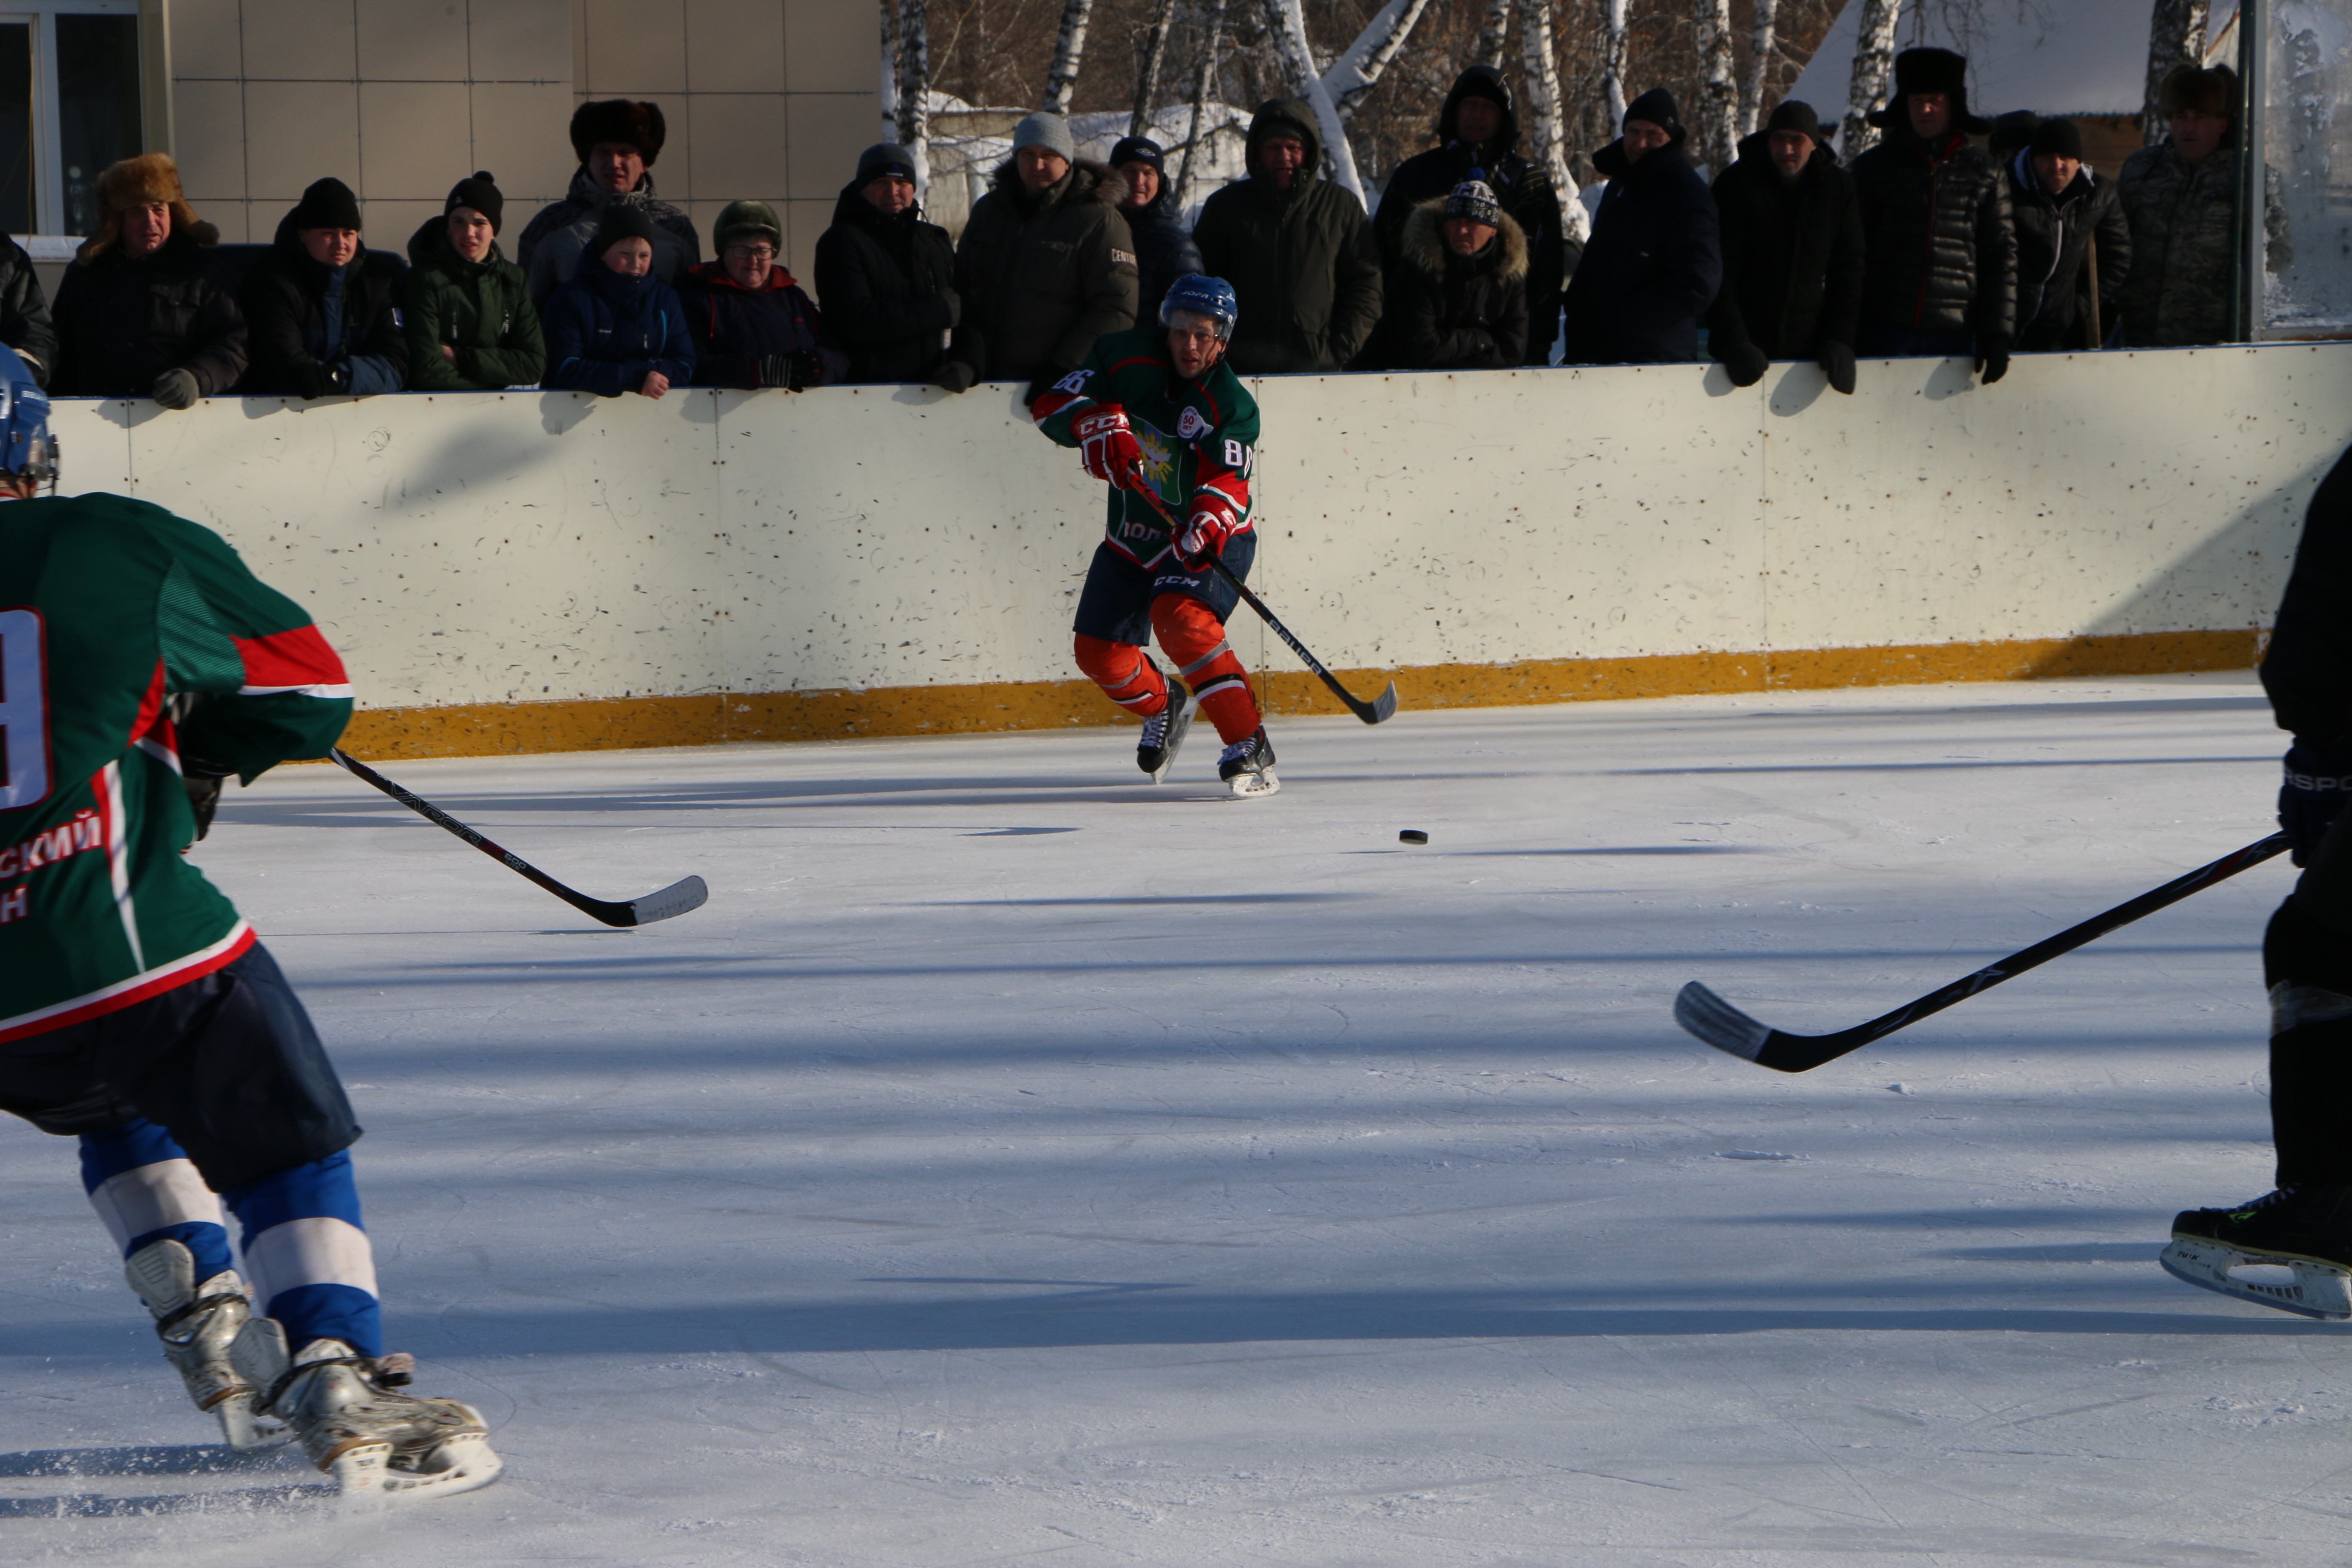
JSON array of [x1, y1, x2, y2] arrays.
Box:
[[123, 1237, 287, 1451], [230, 1316, 502, 1503]]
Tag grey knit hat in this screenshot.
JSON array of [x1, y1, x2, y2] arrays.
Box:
[[1443, 169, 1501, 227], [1011, 112, 1077, 162]]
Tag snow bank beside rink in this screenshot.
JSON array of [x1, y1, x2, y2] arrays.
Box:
[[48, 342, 2352, 759]]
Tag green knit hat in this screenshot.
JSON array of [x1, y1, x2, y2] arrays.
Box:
[[714, 199, 782, 251]]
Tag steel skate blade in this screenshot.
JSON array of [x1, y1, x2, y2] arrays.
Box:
[[379, 1431, 503, 1503], [330, 1440, 394, 1512], [2161, 1236, 2352, 1320]]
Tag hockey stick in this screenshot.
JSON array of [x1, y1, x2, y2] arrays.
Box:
[[329, 749, 708, 927], [1135, 490, 1398, 724], [1675, 832, 2291, 1073]]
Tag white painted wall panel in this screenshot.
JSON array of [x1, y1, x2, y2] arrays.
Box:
[[45, 343, 2352, 713]]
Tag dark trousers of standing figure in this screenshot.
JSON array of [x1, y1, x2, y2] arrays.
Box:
[[2266, 805, 2352, 1188]]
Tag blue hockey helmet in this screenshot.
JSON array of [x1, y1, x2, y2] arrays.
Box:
[[1159, 273, 1238, 340], [0, 345, 55, 490]]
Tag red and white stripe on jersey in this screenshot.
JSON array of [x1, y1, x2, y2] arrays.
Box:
[[234, 625, 353, 699], [0, 921, 255, 1043], [1190, 445, 1252, 530], [1030, 364, 1100, 428]]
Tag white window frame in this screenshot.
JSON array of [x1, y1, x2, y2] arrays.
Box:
[[0, 0, 139, 242]]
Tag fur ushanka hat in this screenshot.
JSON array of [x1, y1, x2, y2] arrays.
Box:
[[79, 153, 215, 263], [570, 99, 667, 166]]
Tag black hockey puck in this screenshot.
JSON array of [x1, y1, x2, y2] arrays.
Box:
[[1399, 830, 1428, 845]]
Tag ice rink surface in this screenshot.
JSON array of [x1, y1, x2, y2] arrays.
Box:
[[4, 672, 2346, 1567]]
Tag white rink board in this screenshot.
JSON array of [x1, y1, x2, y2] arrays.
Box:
[[46, 343, 2352, 711]]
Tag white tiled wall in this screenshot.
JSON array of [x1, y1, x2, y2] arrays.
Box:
[[169, 0, 876, 279]]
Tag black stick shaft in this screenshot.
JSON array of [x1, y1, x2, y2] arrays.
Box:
[[331, 747, 612, 921], [1834, 831, 2292, 1049]]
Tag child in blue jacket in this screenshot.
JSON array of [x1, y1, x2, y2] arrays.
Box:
[[542, 204, 695, 397]]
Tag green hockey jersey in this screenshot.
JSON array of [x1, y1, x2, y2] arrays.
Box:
[[0, 493, 353, 1042], [1032, 325, 1259, 568]]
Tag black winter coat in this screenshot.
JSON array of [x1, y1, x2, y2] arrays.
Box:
[[1849, 129, 2016, 341], [1381, 200, 1529, 370], [239, 214, 410, 395], [1706, 133, 1865, 360], [1373, 66, 1569, 365], [52, 228, 248, 398], [1193, 99, 1384, 374], [0, 237, 57, 386], [1563, 139, 1721, 365], [674, 260, 837, 389], [2264, 441, 2352, 758], [2002, 152, 2130, 352], [813, 182, 958, 384], [518, 168, 702, 308], [948, 159, 1138, 387], [1121, 191, 1203, 325]]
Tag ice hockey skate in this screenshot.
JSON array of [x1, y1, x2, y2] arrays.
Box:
[[2161, 1186, 2352, 1320], [1218, 727, 1279, 797], [1138, 677, 1197, 783], [231, 1317, 502, 1503], [123, 1237, 287, 1451]]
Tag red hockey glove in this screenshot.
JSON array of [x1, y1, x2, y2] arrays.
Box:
[[1176, 493, 1242, 567], [1074, 406, 1146, 490]]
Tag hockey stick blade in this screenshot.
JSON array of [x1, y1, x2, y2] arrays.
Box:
[[1674, 831, 2291, 1073], [331, 749, 709, 928], [1131, 489, 1399, 723]]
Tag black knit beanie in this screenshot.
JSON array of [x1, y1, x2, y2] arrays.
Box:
[[286, 176, 362, 233], [445, 170, 503, 232], [590, 201, 660, 261], [2029, 116, 2085, 162], [1623, 87, 1686, 145]]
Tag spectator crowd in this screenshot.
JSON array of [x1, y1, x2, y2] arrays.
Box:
[[0, 55, 2292, 410]]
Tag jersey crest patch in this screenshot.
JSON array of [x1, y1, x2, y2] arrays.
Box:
[[1176, 407, 1210, 441]]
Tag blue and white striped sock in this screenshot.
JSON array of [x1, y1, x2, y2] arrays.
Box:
[[223, 1150, 383, 1358], [80, 1120, 235, 1283]]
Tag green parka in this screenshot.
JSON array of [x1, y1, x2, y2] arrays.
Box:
[[400, 217, 546, 392], [1191, 99, 1383, 374]]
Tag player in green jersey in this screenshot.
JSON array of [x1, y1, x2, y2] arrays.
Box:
[[1033, 273, 1280, 796], [0, 347, 500, 1501]]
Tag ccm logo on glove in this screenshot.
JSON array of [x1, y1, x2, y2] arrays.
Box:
[[1075, 407, 1149, 491]]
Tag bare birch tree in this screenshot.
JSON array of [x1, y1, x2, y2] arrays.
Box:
[[1839, 0, 1901, 156], [1260, 0, 1367, 203], [1601, 0, 1630, 127], [1130, 0, 1179, 137], [1518, 0, 1586, 242], [1042, 0, 1096, 115], [1323, 0, 1434, 123], [2143, 0, 2211, 145], [1476, 0, 1512, 72], [895, 0, 933, 195], [1175, 0, 1226, 212], [1741, 0, 1779, 135], [1694, 0, 1738, 171]]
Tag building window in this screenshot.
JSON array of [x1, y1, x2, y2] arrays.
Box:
[[0, 2, 139, 239]]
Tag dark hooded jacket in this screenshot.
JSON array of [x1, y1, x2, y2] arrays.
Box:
[[518, 166, 702, 308], [1849, 88, 2016, 343], [2264, 442, 2352, 761], [1192, 99, 1384, 374], [239, 212, 410, 395], [1706, 131, 1866, 361], [1121, 179, 1204, 325], [946, 157, 1137, 391], [675, 258, 840, 389], [541, 257, 696, 398], [2001, 150, 2130, 352], [52, 222, 248, 399], [400, 217, 544, 391], [813, 181, 959, 383], [1563, 127, 1721, 365], [1372, 67, 1568, 365], [0, 237, 57, 386], [2116, 133, 2291, 348], [1381, 199, 1529, 371]]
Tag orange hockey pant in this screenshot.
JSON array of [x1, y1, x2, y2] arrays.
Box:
[[1074, 595, 1261, 745]]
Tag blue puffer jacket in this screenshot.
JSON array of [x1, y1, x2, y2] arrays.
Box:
[[541, 261, 695, 396]]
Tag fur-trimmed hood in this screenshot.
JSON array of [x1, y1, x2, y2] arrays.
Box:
[[78, 153, 217, 263], [1399, 196, 1527, 282], [987, 155, 1127, 211]]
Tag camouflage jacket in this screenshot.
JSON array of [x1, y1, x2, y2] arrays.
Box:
[[2116, 141, 2291, 347]]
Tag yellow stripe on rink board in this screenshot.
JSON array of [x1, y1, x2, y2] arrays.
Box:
[[329, 628, 2262, 762]]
